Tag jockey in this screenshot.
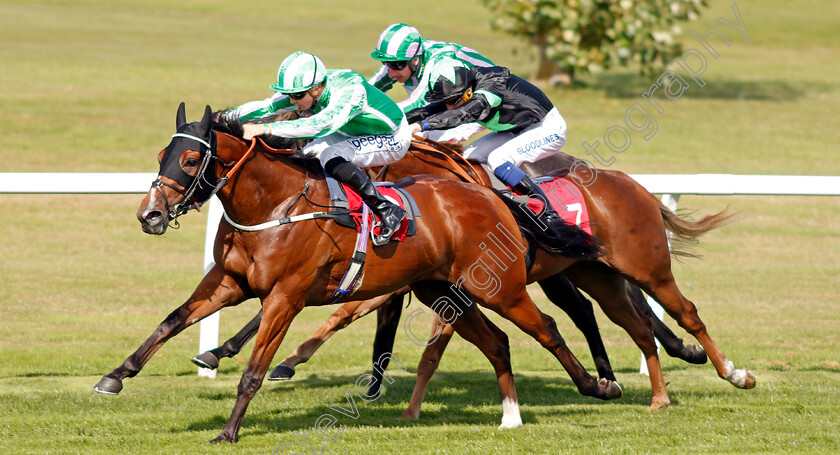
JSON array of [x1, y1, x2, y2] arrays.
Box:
[[406, 60, 568, 221], [223, 51, 410, 245], [368, 23, 494, 143]]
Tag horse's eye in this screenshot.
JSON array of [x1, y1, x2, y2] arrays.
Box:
[[185, 158, 199, 167]]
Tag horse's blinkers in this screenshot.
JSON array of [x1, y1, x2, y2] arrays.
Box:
[[156, 127, 221, 221]]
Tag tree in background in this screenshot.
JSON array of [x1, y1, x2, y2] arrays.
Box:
[[482, 0, 709, 84]]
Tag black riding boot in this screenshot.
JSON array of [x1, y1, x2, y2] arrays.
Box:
[[337, 171, 404, 249], [325, 157, 406, 245], [347, 168, 406, 245], [512, 175, 560, 223]]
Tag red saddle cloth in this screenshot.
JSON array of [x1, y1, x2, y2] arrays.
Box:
[[341, 184, 409, 242], [524, 177, 592, 235]]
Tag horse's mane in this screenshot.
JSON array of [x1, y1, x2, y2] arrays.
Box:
[[211, 109, 309, 150]]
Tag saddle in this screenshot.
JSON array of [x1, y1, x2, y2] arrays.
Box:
[[323, 171, 420, 242], [294, 159, 421, 304], [484, 165, 593, 235]]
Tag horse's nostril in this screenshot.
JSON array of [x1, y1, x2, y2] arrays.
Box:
[[145, 210, 162, 221]]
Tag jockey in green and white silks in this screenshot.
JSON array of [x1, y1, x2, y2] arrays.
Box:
[[406, 58, 569, 223], [368, 23, 494, 143], [225, 51, 408, 245]]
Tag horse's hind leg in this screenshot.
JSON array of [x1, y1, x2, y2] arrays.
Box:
[[267, 293, 395, 381], [192, 310, 262, 370], [466, 281, 621, 401], [565, 263, 669, 410], [625, 283, 707, 364], [539, 273, 616, 382], [94, 266, 249, 395], [399, 314, 454, 420], [637, 268, 756, 389], [410, 282, 521, 429]]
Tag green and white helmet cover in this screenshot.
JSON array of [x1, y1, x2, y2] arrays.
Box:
[[425, 58, 474, 103], [270, 51, 327, 94], [371, 23, 423, 61]]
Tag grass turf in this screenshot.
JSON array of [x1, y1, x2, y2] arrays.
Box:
[[1, 0, 839, 453]]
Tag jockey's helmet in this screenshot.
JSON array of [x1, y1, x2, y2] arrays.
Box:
[[271, 51, 327, 94], [370, 23, 423, 62], [425, 59, 475, 104]]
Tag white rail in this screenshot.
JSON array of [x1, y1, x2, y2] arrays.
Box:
[[3, 172, 839, 377]]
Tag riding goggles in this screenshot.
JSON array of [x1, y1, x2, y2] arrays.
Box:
[[385, 60, 410, 71], [443, 91, 473, 107]]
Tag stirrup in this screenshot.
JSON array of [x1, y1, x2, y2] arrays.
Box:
[[542, 209, 560, 224], [371, 221, 391, 247]]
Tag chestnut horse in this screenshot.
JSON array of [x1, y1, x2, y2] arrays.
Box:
[[193, 126, 753, 414], [93, 104, 620, 442]]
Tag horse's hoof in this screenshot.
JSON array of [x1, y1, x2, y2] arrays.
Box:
[[398, 409, 419, 419], [649, 398, 670, 411], [93, 376, 123, 395], [192, 351, 220, 370], [599, 378, 622, 400], [498, 419, 522, 429], [209, 435, 235, 444], [729, 370, 755, 389], [267, 364, 295, 381], [683, 345, 708, 364], [741, 370, 757, 389], [726, 368, 757, 389]]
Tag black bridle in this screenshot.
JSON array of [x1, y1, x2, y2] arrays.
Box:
[[153, 130, 229, 227]]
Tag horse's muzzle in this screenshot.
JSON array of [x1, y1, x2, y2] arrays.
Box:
[[139, 208, 168, 235]]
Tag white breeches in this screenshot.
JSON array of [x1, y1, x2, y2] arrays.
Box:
[[304, 118, 413, 168], [461, 107, 567, 170]]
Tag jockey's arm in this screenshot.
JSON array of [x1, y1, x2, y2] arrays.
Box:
[[367, 66, 397, 93], [412, 95, 490, 132], [223, 92, 296, 124], [262, 85, 366, 139]]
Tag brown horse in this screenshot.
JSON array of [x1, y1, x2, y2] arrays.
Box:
[[194, 129, 753, 414], [372, 140, 757, 417], [93, 104, 620, 442]]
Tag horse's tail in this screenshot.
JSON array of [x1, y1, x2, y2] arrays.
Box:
[[494, 189, 603, 260], [659, 200, 735, 259]]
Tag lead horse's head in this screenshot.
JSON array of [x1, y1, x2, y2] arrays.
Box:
[[138, 103, 224, 235]]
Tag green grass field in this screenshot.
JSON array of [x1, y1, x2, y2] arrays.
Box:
[[1, 0, 839, 453]]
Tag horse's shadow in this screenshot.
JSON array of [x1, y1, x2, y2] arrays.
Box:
[[179, 369, 678, 437]]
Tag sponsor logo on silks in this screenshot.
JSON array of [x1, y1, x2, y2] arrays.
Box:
[[350, 134, 401, 151], [516, 133, 561, 155]]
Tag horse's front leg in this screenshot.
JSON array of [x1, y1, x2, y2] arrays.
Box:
[[93, 265, 249, 395], [212, 293, 304, 443], [268, 293, 395, 381], [192, 310, 263, 370]]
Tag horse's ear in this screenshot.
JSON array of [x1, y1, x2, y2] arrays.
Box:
[[176, 102, 186, 129], [199, 105, 213, 136]]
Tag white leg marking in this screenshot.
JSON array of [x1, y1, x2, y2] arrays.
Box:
[[722, 358, 735, 378], [722, 358, 752, 388], [498, 397, 522, 429]]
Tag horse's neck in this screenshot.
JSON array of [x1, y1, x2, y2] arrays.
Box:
[[214, 132, 325, 224]]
